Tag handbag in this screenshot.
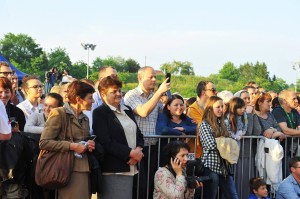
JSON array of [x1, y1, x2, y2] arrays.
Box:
[[35, 108, 74, 189], [215, 148, 234, 177], [215, 136, 239, 164]]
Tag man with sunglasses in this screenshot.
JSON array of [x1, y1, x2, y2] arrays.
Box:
[[276, 156, 300, 199], [0, 61, 13, 81]]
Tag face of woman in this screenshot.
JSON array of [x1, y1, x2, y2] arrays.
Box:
[[213, 100, 223, 118], [259, 99, 271, 112], [167, 99, 185, 117], [26, 79, 43, 99], [236, 106, 246, 116], [79, 93, 94, 111], [240, 92, 250, 106], [0, 87, 12, 105], [43, 97, 59, 118], [101, 86, 122, 108], [175, 148, 189, 168]]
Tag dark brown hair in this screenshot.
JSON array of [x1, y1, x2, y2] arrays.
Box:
[[67, 80, 95, 104], [163, 94, 186, 120], [98, 76, 122, 95], [249, 177, 266, 193], [0, 77, 13, 99]]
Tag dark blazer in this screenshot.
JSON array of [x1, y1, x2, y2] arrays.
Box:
[[92, 103, 144, 173]]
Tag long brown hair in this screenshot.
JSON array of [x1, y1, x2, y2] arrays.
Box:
[[203, 96, 229, 137]]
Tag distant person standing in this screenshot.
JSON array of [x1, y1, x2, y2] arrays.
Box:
[[61, 69, 72, 84], [45, 68, 53, 93]]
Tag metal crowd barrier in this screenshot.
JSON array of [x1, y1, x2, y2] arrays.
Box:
[[138, 135, 299, 199]]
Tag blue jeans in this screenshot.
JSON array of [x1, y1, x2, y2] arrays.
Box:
[[203, 167, 239, 199]]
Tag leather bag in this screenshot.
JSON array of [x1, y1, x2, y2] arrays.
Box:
[[35, 108, 74, 189]]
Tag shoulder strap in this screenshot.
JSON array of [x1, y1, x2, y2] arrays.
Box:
[[255, 114, 265, 134], [56, 107, 73, 142]]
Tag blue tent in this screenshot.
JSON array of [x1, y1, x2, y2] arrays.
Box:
[[0, 53, 27, 81]]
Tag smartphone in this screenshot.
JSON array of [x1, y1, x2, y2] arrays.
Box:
[[85, 135, 97, 141], [166, 73, 171, 83], [172, 157, 181, 165]]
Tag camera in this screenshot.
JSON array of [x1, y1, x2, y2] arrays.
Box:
[[10, 118, 18, 128], [186, 159, 211, 188]]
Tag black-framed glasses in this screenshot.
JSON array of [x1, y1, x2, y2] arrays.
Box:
[[206, 88, 217, 93], [0, 71, 13, 76], [29, 85, 43, 89]]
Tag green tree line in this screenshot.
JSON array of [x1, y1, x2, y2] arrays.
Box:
[[0, 33, 293, 97]]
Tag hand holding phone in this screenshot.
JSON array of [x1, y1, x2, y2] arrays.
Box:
[[170, 157, 183, 176], [166, 73, 171, 83]]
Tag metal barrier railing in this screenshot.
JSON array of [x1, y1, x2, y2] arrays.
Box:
[[138, 135, 297, 199]]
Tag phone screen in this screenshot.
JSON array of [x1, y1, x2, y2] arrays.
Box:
[[166, 73, 171, 83]]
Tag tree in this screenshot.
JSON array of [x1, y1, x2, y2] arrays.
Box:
[[0, 33, 44, 71], [71, 61, 87, 79], [160, 60, 194, 75], [48, 47, 72, 71], [102, 56, 126, 72], [124, 58, 140, 73], [91, 57, 103, 72], [179, 61, 195, 75], [219, 62, 239, 81], [30, 52, 49, 80]]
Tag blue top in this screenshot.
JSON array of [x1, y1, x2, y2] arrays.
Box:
[[276, 174, 300, 199], [248, 193, 270, 199], [156, 113, 196, 135]]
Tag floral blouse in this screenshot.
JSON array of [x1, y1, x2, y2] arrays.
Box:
[[153, 167, 194, 199]]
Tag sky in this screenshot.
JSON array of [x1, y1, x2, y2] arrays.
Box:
[[2, 0, 300, 84]]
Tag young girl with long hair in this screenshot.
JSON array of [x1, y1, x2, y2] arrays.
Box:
[[200, 96, 238, 199], [225, 97, 248, 141]]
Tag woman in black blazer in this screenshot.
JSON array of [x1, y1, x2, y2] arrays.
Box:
[[92, 76, 144, 199]]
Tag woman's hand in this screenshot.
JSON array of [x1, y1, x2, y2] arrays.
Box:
[[263, 128, 273, 138], [127, 158, 138, 165], [70, 143, 87, 154], [87, 140, 95, 152], [273, 131, 286, 141], [174, 127, 185, 132], [171, 157, 183, 176], [130, 148, 144, 161]]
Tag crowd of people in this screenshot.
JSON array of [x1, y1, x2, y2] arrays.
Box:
[[1, 60, 300, 199]]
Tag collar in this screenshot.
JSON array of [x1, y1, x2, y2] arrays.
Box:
[[64, 102, 87, 120], [107, 103, 128, 114], [137, 86, 153, 98]]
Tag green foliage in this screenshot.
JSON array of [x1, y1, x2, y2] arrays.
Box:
[[0, 33, 44, 71], [219, 62, 239, 81], [71, 61, 88, 80], [48, 47, 72, 71], [124, 58, 140, 72], [160, 60, 195, 75]]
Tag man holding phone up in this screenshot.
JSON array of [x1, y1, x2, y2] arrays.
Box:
[[124, 66, 171, 199]]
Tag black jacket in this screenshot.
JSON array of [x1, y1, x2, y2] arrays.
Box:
[[92, 103, 144, 173]]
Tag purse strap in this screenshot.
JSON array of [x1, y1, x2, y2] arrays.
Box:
[[61, 107, 73, 142]]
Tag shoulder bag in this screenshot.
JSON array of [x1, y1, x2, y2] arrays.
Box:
[[35, 108, 74, 189]]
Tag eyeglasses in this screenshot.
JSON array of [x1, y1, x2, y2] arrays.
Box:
[[206, 88, 217, 93], [29, 85, 43, 89], [0, 72, 13, 76]]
